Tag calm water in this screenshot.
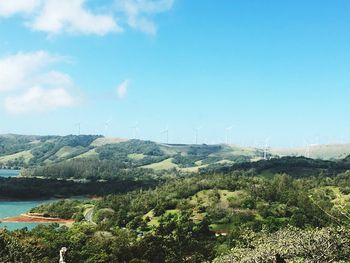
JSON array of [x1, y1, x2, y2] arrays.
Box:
[[0, 197, 87, 231], [0, 200, 52, 231], [0, 169, 20, 177], [0, 169, 40, 230], [0, 169, 84, 230]]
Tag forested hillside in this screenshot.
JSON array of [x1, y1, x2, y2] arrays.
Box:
[[1, 156, 350, 262], [3, 135, 350, 262], [3, 134, 350, 175], [0, 134, 264, 173], [3, 134, 350, 174], [0, 134, 101, 168]]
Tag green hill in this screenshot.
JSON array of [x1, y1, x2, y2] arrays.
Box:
[[271, 143, 350, 160], [0, 134, 264, 171], [0, 134, 101, 168], [23, 156, 350, 263], [2, 134, 350, 173]]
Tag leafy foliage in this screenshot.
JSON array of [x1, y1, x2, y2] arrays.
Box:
[[3, 154, 350, 262], [214, 226, 350, 262]]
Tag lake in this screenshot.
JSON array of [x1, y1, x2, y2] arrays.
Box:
[[0, 169, 20, 178], [0, 169, 85, 230], [0, 200, 52, 231], [0, 170, 41, 230]]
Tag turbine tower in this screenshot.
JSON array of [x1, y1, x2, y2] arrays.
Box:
[[75, 122, 81, 135], [104, 120, 111, 137], [306, 144, 310, 158], [161, 126, 169, 144], [303, 139, 312, 158], [225, 126, 233, 144], [263, 137, 270, 160], [131, 122, 139, 139], [194, 127, 202, 145], [304, 137, 318, 158]]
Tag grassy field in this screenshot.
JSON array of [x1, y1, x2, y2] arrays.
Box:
[[142, 158, 179, 170], [74, 149, 98, 159], [0, 150, 33, 164], [90, 137, 127, 147], [128, 153, 145, 160], [271, 144, 350, 160], [2, 134, 350, 172], [143, 209, 180, 227]]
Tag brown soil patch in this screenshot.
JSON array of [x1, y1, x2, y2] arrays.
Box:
[[1, 214, 74, 223]]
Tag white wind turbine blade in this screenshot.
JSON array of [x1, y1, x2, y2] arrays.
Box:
[[104, 119, 111, 136], [225, 125, 234, 144], [161, 125, 169, 144], [193, 126, 202, 144]]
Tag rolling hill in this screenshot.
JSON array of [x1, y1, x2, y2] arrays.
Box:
[[2, 134, 350, 172], [271, 143, 350, 160], [0, 134, 264, 171]]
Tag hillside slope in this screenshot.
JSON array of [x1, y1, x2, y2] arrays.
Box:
[[0, 134, 264, 170], [271, 143, 350, 160], [2, 134, 350, 171]]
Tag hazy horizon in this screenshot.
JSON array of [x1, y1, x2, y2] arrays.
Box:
[[2, 132, 350, 150]]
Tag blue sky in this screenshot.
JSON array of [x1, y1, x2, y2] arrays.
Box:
[[0, 0, 350, 147]]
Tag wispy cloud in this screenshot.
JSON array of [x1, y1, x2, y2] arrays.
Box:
[[0, 0, 175, 36], [0, 51, 79, 114], [0, 51, 61, 92], [0, 0, 41, 17], [117, 79, 129, 99], [29, 0, 122, 36], [4, 86, 76, 113], [117, 0, 174, 35]]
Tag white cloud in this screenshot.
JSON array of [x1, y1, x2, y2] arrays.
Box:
[[118, 0, 174, 34], [29, 0, 122, 35], [0, 51, 61, 92], [0, 0, 174, 36], [34, 70, 74, 88], [117, 79, 129, 99], [4, 86, 76, 113], [0, 51, 79, 114], [0, 0, 41, 17]]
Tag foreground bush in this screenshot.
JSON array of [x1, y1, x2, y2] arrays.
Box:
[[214, 226, 350, 263]]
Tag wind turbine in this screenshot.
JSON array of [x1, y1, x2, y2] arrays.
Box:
[[131, 122, 139, 139], [194, 126, 202, 145], [161, 126, 169, 144], [225, 126, 233, 144], [306, 144, 311, 158], [263, 137, 271, 160], [303, 139, 311, 158], [75, 122, 81, 135], [104, 120, 111, 137], [304, 136, 320, 158]]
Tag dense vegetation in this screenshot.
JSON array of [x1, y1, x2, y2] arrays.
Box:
[[0, 134, 101, 168], [200, 155, 350, 176], [0, 176, 159, 200], [0, 156, 349, 262], [21, 159, 180, 180], [2, 135, 350, 262], [0, 134, 263, 171], [214, 226, 350, 262]]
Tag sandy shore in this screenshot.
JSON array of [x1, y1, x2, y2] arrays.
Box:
[[0, 214, 74, 224]]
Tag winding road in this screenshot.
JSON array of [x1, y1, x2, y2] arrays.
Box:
[[84, 207, 96, 225]]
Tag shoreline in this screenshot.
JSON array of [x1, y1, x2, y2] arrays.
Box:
[[0, 197, 53, 202], [0, 214, 74, 224], [0, 195, 99, 202]]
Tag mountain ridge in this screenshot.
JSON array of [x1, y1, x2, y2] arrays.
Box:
[[1, 134, 350, 171]]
